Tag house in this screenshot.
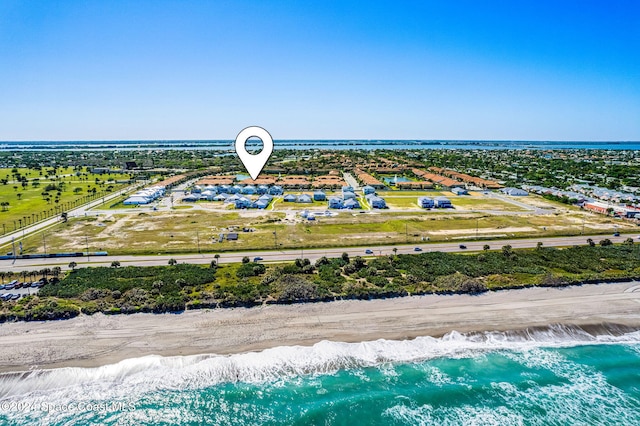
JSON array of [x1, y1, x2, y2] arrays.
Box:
[[501, 187, 528, 196], [254, 200, 269, 209], [328, 197, 344, 209], [418, 197, 435, 208], [269, 185, 284, 195], [227, 193, 242, 202], [232, 185, 244, 194], [283, 194, 297, 202], [369, 196, 386, 209], [123, 195, 152, 205], [182, 194, 200, 202], [201, 190, 216, 201], [213, 193, 228, 201], [342, 186, 354, 193], [451, 187, 468, 195], [235, 196, 252, 209], [297, 194, 312, 203], [191, 185, 202, 194], [219, 185, 232, 194], [258, 194, 273, 202], [257, 185, 269, 195], [435, 196, 452, 208], [313, 190, 326, 201], [362, 185, 376, 195], [343, 199, 360, 209], [343, 191, 357, 200], [242, 185, 257, 195]]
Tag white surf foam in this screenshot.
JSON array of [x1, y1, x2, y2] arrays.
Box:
[[1, 324, 638, 402]]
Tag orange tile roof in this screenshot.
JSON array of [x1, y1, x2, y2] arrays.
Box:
[[156, 174, 186, 187]]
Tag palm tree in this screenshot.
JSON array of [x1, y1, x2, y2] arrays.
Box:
[[586, 238, 595, 247], [168, 258, 177, 266], [392, 247, 398, 256], [111, 261, 121, 268], [483, 244, 490, 251], [52, 267, 61, 278], [214, 254, 220, 265]]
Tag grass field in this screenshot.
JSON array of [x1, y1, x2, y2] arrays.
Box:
[[7, 206, 634, 255], [0, 167, 131, 233], [448, 197, 528, 211]]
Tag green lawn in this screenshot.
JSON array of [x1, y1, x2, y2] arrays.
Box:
[[0, 167, 131, 233]]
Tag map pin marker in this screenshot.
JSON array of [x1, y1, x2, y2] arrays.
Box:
[[235, 126, 274, 180]]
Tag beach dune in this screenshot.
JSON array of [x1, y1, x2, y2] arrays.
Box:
[[0, 282, 639, 373]]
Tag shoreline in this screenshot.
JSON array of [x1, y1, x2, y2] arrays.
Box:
[[0, 281, 639, 373]]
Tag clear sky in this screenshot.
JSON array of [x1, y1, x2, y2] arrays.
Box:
[[0, 0, 639, 141]]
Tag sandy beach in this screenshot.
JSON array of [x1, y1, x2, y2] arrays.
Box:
[[1, 282, 639, 373]]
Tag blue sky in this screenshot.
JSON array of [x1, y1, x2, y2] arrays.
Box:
[[0, 0, 639, 140]]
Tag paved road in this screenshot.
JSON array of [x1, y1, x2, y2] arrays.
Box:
[[1, 233, 634, 272], [0, 186, 135, 249]]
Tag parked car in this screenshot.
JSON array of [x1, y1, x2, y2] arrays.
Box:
[[414, 247, 422, 252], [4, 283, 15, 290], [0, 294, 11, 301], [459, 244, 467, 249], [365, 249, 373, 254], [613, 231, 620, 237], [0, 285, 5, 290], [14, 282, 23, 289], [31, 282, 40, 288], [11, 294, 20, 300]]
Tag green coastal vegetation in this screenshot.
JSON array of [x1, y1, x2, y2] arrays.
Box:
[[1, 241, 638, 322]]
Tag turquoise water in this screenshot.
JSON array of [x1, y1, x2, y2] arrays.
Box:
[[1, 326, 639, 425]]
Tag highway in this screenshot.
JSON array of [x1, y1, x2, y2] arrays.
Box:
[[0, 233, 635, 272]]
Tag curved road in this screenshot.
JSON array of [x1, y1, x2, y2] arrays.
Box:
[[0, 233, 634, 272]]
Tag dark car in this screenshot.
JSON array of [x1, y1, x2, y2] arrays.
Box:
[[459, 244, 467, 249], [253, 257, 263, 262], [613, 232, 620, 237], [414, 247, 422, 252], [31, 282, 40, 288], [11, 294, 20, 300]]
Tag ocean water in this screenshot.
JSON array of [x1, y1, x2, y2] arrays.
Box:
[[1, 325, 639, 425]]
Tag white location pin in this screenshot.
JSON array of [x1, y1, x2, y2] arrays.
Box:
[[235, 126, 274, 180]]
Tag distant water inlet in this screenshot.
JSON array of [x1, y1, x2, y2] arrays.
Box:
[[1, 324, 639, 425], [2, 140, 640, 151]]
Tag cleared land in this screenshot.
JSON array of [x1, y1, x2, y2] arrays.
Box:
[[9, 200, 635, 255]]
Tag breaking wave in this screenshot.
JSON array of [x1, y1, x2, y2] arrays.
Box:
[[1, 323, 638, 402]]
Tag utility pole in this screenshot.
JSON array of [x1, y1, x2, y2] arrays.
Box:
[[273, 228, 278, 249], [405, 223, 408, 243], [85, 236, 90, 261], [196, 230, 201, 253], [42, 233, 47, 255], [476, 217, 479, 239]]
